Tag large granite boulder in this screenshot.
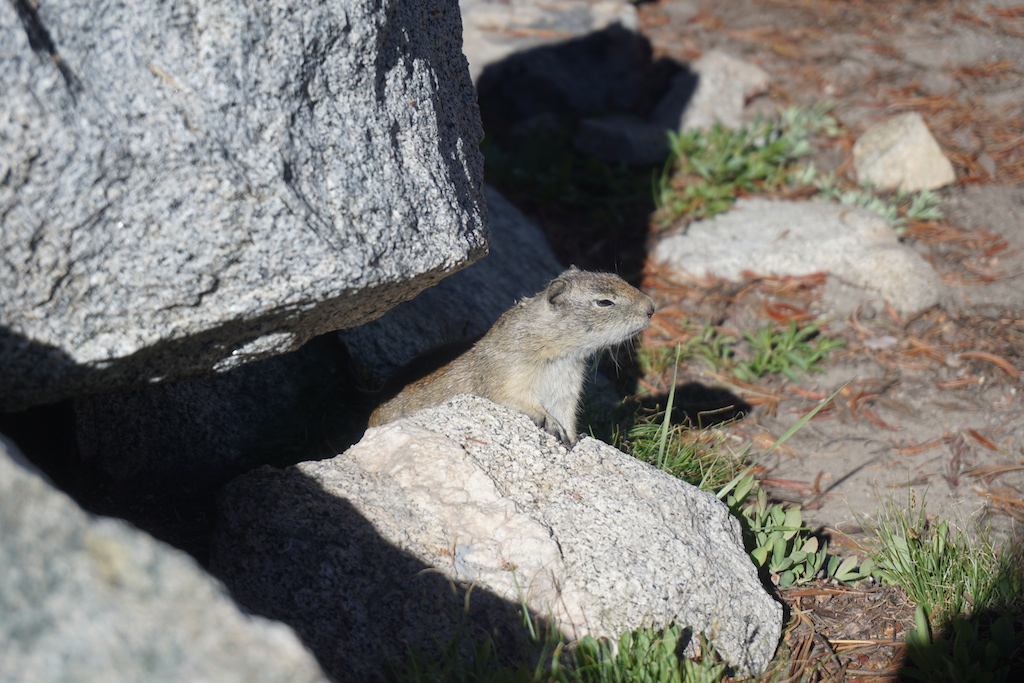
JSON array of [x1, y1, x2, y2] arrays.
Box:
[[211, 395, 783, 680], [0, 434, 329, 682], [1, 0, 486, 412]]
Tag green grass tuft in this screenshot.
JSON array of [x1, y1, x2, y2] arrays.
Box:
[[654, 104, 839, 229], [868, 494, 1024, 627], [655, 102, 945, 235], [639, 321, 844, 384]]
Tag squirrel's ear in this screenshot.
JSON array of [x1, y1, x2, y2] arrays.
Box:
[[546, 277, 568, 304]]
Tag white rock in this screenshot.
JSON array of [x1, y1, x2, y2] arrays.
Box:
[[853, 112, 957, 191], [655, 50, 770, 132], [652, 198, 943, 317], [211, 396, 783, 678]]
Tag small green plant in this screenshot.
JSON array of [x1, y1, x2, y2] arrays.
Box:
[[625, 346, 747, 488], [391, 617, 733, 683], [624, 416, 744, 491], [742, 484, 826, 587], [825, 551, 876, 584], [902, 605, 1024, 683], [905, 187, 945, 222], [622, 360, 743, 490], [733, 320, 846, 383], [630, 374, 867, 588], [645, 321, 844, 383], [655, 102, 946, 237], [686, 325, 738, 376], [574, 627, 728, 683], [575, 626, 680, 682], [859, 492, 1024, 681], [720, 475, 870, 588], [655, 105, 839, 228], [778, 101, 843, 140], [813, 173, 944, 234], [868, 495, 1024, 626], [656, 120, 803, 226], [712, 387, 872, 588]]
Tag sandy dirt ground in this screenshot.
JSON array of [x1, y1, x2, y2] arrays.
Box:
[[633, 0, 1024, 544], [615, 4, 1024, 675]]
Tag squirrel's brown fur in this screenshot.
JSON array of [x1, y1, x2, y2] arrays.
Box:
[[368, 267, 655, 446]]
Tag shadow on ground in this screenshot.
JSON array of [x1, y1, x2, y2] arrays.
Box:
[[477, 24, 692, 278]]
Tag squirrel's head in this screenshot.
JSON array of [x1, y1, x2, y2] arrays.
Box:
[[542, 268, 655, 351]]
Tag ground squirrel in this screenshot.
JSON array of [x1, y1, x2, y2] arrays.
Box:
[[368, 267, 655, 446]]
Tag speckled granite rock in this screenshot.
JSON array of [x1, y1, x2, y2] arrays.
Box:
[[70, 185, 558, 496], [0, 434, 329, 683], [853, 112, 957, 191], [1, 0, 485, 411], [211, 395, 783, 678]]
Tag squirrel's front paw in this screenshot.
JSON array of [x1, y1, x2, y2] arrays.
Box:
[[543, 416, 577, 449]]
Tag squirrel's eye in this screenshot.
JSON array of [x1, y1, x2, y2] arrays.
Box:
[[596, 299, 615, 307]]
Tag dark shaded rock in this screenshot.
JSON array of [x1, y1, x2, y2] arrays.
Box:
[[0, 434, 329, 683]]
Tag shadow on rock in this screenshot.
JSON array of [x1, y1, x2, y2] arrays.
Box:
[[0, 325, 372, 564], [209, 466, 549, 682]]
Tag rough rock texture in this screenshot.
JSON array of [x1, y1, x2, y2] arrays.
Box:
[[211, 396, 783, 679], [71, 185, 557, 511], [0, 434, 329, 683], [339, 185, 563, 385], [853, 112, 957, 191], [1, 0, 486, 412], [652, 198, 943, 317]]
